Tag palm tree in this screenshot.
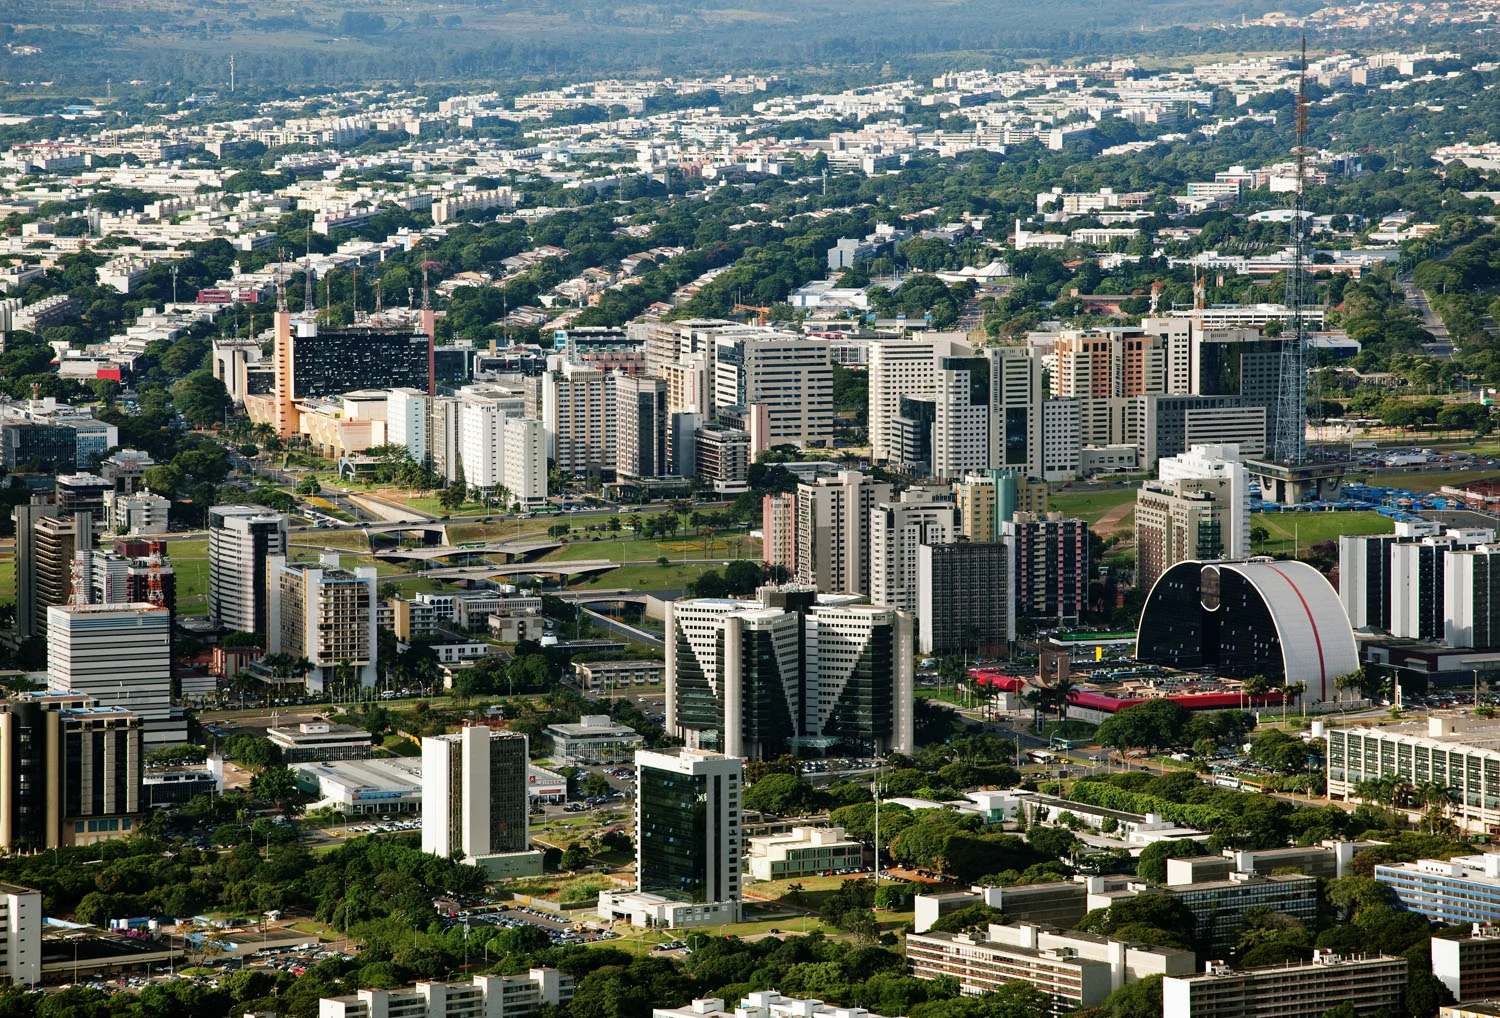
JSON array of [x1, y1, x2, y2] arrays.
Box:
[[1049, 676, 1076, 723]]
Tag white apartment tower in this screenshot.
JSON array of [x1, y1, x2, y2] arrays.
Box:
[[533, 358, 616, 475], [267, 553, 378, 691], [713, 333, 833, 450], [868, 498, 958, 613], [794, 471, 893, 595], [386, 387, 429, 465]]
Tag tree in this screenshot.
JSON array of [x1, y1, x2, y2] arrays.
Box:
[[1095, 699, 1191, 752], [171, 370, 232, 427], [581, 772, 612, 799], [250, 765, 300, 810], [744, 773, 819, 815], [297, 475, 322, 496], [928, 903, 1007, 934], [1135, 839, 1205, 884]]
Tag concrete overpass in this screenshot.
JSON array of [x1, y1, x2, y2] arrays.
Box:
[[369, 539, 561, 562], [406, 560, 619, 582]]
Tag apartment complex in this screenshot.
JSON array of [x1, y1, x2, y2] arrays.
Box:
[[794, 471, 892, 595], [714, 333, 833, 449], [954, 470, 1047, 543], [267, 553, 378, 691], [598, 750, 744, 928], [868, 496, 957, 613], [1001, 512, 1089, 623]]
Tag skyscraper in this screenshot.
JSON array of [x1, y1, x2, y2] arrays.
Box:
[[868, 497, 958, 613], [208, 506, 289, 635], [598, 749, 744, 928], [421, 726, 532, 868]]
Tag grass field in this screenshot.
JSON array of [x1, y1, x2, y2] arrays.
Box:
[[1047, 488, 1137, 525], [0, 558, 12, 605], [1251, 509, 1394, 551]]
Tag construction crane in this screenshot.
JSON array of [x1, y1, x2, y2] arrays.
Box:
[[733, 303, 772, 326]]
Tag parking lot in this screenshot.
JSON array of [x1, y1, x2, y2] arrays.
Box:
[[439, 903, 618, 946]]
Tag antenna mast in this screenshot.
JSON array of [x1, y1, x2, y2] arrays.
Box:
[[1273, 40, 1310, 466]]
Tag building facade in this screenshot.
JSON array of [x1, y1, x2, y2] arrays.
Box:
[[1161, 952, 1406, 1018], [208, 506, 289, 635], [267, 553, 378, 691], [421, 727, 532, 865], [598, 749, 743, 928], [1002, 513, 1089, 624], [46, 603, 178, 747], [917, 541, 1013, 655]]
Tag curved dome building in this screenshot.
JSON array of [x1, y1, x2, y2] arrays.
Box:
[[1135, 559, 1357, 702]]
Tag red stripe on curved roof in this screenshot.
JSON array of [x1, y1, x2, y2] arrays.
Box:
[[1264, 563, 1328, 700]]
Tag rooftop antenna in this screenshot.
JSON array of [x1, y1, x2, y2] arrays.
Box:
[[375, 278, 383, 315], [304, 231, 315, 316], [275, 254, 288, 313], [229, 54, 236, 94], [352, 264, 358, 322], [421, 266, 431, 310], [407, 287, 415, 310], [1272, 38, 1310, 467]]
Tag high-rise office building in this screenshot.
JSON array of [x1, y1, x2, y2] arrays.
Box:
[[665, 588, 914, 760], [1338, 534, 1401, 632], [265, 312, 433, 438], [1445, 546, 1500, 649], [989, 346, 1046, 479], [45, 603, 180, 747], [615, 375, 669, 479], [930, 355, 992, 480], [868, 497, 957, 613], [0, 421, 76, 474], [867, 334, 973, 464], [208, 506, 289, 635], [10, 497, 59, 640], [0, 694, 143, 853], [695, 422, 751, 493], [267, 553, 378, 690], [1040, 399, 1083, 481], [1002, 512, 1090, 623], [457, 399, 546, 503], [1156, 444, 1250, 558], [421, 726, 531, 866], [917, 541, 1013, 655], [713, 333, 832, 450], [1392, 538, 1455, 641], [598, 749, 744, 928], [794, 471, 893, 595]]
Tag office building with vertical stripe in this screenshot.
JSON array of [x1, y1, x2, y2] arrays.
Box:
[[1002, 512, 1089, 624], [0, 694, 143, 851], [598, 749, 743, 928], [208, 506, 288, 635], [1446, 546, 1500, 649], [421, 726, 535, 874]]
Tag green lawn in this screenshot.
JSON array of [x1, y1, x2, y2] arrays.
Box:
[[1047, 488, 1137, 525], [570, 562, 716, 592], [1251, 509, 1394, 551], [1355, 468, 1500, 492], [0, 558, 12, 605]]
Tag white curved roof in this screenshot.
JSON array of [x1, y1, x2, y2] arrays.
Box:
[[1220, 559, 1358, 697]]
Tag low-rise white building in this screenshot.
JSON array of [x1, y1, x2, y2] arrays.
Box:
[[746, 826, 865, 881], [546, 714, 645, 766], [319, 968, 574, 1018]]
